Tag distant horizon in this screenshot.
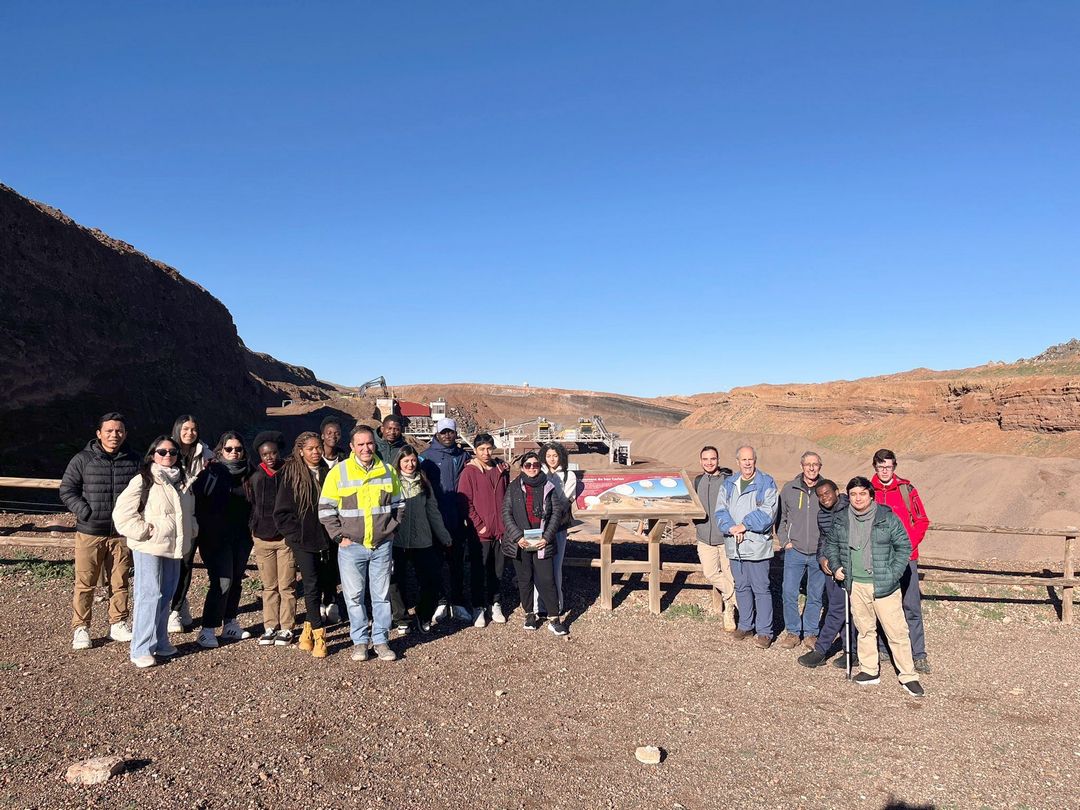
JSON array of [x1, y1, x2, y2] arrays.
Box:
[[5, 4, 1078, 397]]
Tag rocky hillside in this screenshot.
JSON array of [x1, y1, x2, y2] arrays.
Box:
[[0, 184, 338, 475], [679, 345, 1080, 457]]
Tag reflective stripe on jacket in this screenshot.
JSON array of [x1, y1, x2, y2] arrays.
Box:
[[318, 454, 402, 549]]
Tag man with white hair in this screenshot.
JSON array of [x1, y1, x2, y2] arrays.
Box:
[[714, 445, 779, 649]]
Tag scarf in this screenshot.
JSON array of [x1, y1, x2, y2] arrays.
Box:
[[222, 458, 247, 475], [848, 501, 877, 577], [153, 463, 181, 484], [260, 461, 280, 477], [400, 471, 422, 499], [521, 471, 547, 522]]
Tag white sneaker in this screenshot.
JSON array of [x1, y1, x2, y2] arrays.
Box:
[[220, 620, 250, 640], [452, 604, 472, 622], [490, 603, 506, 624], [167, 610, 183, 634], [131, 655, 157, 668], [432, 604, 449, 624], [109, 621, 133, 642], [418, 620, 432, 633], [325, 603, 341, 625], [155, 642, 178, 657], [197, 628, 218, 648], [472, 608, 487, 628], [72, 626, 91, 651], [178, 599, 193, 627]]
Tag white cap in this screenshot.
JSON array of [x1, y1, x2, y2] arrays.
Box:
[[435, 418, 457, 434]]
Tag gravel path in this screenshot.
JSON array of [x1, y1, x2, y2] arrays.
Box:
[[0, 539, 1077, 809]]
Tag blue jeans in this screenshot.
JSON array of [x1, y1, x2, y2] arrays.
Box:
[[730, 558, 772, 637], [782, 548, 825, 636], [338, 541, 392, 646], [131, 551, 180, 659]]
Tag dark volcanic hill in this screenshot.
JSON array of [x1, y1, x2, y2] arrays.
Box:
[[0, 184, 340, 476]]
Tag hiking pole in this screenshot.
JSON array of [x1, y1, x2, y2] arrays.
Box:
[[844, 586, 852, 681]]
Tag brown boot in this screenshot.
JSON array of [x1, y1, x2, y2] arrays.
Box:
[[722, 599, 737, 632], [311, 627, 328, 658], [298, 621, 314, 652]]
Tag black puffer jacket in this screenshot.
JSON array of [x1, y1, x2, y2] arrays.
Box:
[[59, 441, 141, 535], [501, 475, 569, 558]]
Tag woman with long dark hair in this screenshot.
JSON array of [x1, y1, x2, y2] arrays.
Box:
[[168, 414, 212, 633], [274, 431, 332, 658], [538, 441, 576, 619], [112, 436, 197, 668], [389, 446, 452, 633], [501, 450, 570, 636], [194, 431, 254, 648]]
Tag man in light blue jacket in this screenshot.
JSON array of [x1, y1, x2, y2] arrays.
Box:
[[714, 445, 779, 648]]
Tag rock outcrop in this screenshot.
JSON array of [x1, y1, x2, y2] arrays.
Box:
[[0, 184, 336, 475]]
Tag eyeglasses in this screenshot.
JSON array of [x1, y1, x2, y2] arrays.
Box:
[[223, 446, 244, 454], [874, 463, 895, 470], [155, 448, 179, 457], [522, 462, 541, 469]]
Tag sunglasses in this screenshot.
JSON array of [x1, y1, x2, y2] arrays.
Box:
[[155, 448, 179, 457], [522, 462, 541, 469], [223, 446, 244, 454]]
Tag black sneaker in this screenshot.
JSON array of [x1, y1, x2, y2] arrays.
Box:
[[833, 653, 858, 670], [914, 656, 932, 675], [523, 613, 541, 631], [797, 649, 828, 669], [902, 680, 925, 698], [547, 620, 569, 637], [258, 629, 277, 646], [853, 671, 880, 686]]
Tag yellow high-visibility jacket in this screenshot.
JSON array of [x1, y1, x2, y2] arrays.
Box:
[[318, 454, 402, 549]]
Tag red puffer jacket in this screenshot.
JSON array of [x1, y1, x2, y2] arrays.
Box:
[[871, 474, 929, 560]]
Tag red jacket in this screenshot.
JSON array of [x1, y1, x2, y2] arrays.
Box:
[[458, 460, 509, 540], [871, 474, 929, 560]]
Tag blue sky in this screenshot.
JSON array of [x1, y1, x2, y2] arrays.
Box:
[[3, 3, 1078, 396]]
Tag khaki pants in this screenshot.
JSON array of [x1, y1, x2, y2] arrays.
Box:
[[850, 582, 918, 684], [72, 532, 132, 629], [697, 541, 735, 610], [253, 538, 297, 631]]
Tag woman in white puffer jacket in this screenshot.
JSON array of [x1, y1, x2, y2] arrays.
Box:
[[113, 435, 198, 668]]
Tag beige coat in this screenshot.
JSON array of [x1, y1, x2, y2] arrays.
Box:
[[112, 471, 198, 559]]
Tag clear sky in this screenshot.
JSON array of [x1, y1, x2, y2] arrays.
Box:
[[3, 3, 1078, 397]]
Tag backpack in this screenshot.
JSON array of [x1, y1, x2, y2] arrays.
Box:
[[897, 482, 915, 524]]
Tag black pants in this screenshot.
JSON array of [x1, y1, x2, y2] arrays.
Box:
[[389, 545, 442, 624], [170, 544, 198, 612], [320, 542, 341, 607], [201, 537, 252, 628], [469, 535, 505, 609], [513, 550, 558, 616], [438, 526, 466, 606], [293, 547, 326, 630]]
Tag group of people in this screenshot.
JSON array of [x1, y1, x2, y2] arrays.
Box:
[[59, 411, 578, 668], [693, 444, 931, 697]]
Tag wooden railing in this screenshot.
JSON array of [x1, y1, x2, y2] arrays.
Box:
[[3, 476, 1077, 624]]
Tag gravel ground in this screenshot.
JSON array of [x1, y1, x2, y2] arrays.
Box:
[[0, 528, 1077, 809]]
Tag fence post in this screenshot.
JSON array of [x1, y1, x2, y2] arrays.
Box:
[[1064, 535, 1075, 626]]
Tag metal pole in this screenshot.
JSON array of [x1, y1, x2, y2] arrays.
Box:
[[844, 586, 852, 680]]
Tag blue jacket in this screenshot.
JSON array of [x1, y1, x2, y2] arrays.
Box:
[[420, 439, 470, 531], [714, 471, 779, 561]]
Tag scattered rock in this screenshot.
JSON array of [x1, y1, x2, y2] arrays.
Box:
[[64, 756, 126, 785], [635, 746, 663, 765], [495, 689, 507, 697]]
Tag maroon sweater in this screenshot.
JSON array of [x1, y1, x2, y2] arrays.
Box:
[[458, 461, 509, 539]]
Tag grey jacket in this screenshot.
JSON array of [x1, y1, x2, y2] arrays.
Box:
[[693, 471, 731, 546], [777, 474, 822, 555]]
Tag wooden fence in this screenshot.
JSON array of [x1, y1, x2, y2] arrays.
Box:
[[2, 476, 1077, 624]]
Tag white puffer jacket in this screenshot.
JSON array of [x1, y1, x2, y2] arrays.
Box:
[[112, 471, 198, 558]]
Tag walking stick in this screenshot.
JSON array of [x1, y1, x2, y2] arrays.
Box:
[[844, 586, 852, 681]]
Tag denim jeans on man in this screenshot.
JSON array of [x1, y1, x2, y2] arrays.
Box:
[[782, 548, 826, 637], [338, 541, 393, 646], [130, 550, 180, 660], [730, 558, 772, 636]]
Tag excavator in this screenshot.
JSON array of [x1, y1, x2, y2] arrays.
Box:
[[355, 376, 388, 396]]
